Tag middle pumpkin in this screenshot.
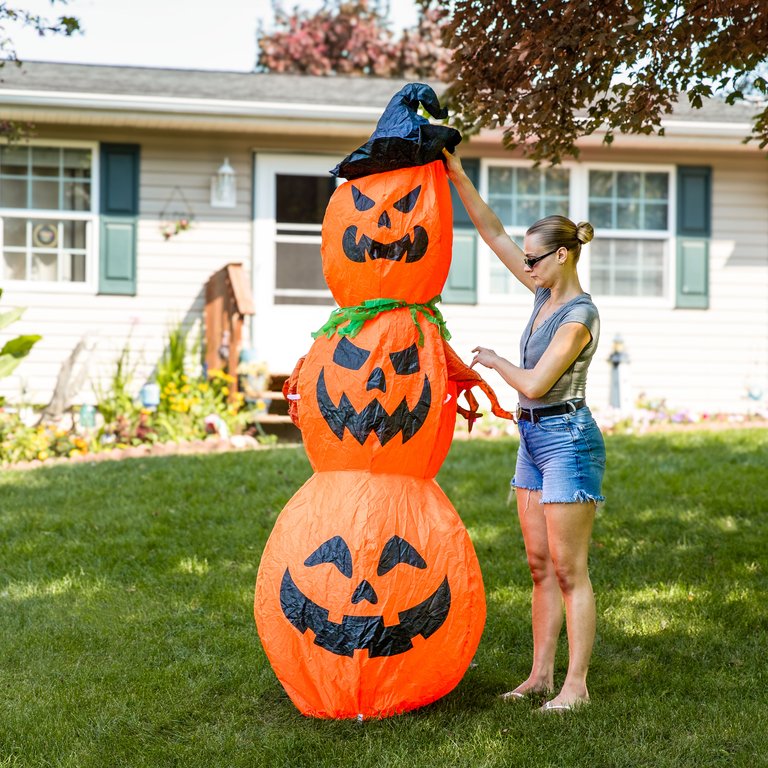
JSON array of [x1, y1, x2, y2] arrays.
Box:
[[297, 308, 457, 477]]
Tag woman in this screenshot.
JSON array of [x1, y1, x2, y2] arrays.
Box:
[[442, 148, 605, 712]]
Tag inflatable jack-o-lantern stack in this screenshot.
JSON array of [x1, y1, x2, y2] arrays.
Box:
[[255, 84, 512, 719]]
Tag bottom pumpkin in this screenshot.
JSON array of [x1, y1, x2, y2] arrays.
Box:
[[254, 470, 486, 719]]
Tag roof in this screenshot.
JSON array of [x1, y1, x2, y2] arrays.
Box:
[[0, 61, 760, 146], [0, 60, 415, 106]]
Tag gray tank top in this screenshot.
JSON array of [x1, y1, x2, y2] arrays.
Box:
[[518, 287, 600, 409]]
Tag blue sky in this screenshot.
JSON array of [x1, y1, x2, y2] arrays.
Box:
[[11, 0, 420, 71]]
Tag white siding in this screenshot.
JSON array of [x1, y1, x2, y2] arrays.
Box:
[[1, 130, 256, 405], [445, 149, 768, 416]]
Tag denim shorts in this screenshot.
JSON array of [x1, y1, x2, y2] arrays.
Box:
[[511, 406, 606, 504]]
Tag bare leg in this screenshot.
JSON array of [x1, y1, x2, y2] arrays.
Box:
[[542, 500, 596, 707], [506, 488, 562, 696]]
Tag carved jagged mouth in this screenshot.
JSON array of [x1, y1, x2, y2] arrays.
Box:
[[280, 568, 451, 657], [342, 225, 429, 263], [316, 368, 431, 446]]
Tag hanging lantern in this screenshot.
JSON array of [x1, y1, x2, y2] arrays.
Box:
[[210, 157, 237, 208]]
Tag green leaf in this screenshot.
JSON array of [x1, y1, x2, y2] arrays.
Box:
[[0, 307, 25, 331], [0, 334, 41, 359], [0, 355, 23, 379]]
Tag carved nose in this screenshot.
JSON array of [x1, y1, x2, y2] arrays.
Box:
[[378, 210, 391, 228], [351, 579, 378, 605], [366, 367, 386, 392]]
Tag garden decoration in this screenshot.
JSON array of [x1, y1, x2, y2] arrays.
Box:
[[255, 83, 512, 720]]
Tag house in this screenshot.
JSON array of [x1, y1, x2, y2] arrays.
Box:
[[1, 61, 766, 417]]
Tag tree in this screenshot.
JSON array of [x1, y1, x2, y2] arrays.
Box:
[[1, 1, 80, 140], [441, 0, 768, 164], [256, 0, 450, 80]]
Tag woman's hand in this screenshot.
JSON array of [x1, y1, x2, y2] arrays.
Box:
[[470, 346, 499, 370], [441, 147, 464, 181]]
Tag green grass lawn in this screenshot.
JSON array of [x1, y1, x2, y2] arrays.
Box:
[[1, 430, 767, 768]]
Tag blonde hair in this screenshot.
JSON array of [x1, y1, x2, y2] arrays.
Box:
[[526, 215, 594, 262]]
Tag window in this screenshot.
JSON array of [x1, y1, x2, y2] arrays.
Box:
[[0, 144, 95, 284], [486, 164, 570, 295], [588, 170, 671, 298], [274, 173, 336, 305]]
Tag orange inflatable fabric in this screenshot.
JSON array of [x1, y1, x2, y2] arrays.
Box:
[[321, 160, 453, 307], [254, 470, 486, 719], [296, 307, 457, 477]]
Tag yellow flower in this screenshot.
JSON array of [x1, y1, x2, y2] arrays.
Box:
[[38, 450, 49, 461], [222, 386, 230, 396]]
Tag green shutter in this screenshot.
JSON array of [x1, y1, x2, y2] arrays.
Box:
[[99, 143, 140, 295], [675, 166, 711, 309], [444, 158, 479, 304]]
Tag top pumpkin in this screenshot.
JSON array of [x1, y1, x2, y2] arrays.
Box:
[[321, 160, 454, 306]]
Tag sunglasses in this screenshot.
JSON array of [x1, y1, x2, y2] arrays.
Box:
[[523, 246, 561, 269]]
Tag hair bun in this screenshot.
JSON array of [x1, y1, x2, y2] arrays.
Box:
[[575, 222, 594, 245]]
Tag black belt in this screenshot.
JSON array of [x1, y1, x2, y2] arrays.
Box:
[[516, 398, 586, 423]]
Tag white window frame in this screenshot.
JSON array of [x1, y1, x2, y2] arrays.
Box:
[[581, 161, 676, 309], [477, 159, 677, 308], [0, 138, 100, 294], [478, 157, 577, 304]]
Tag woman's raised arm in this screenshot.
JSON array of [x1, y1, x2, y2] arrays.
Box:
[[442, 148, 535, 294]]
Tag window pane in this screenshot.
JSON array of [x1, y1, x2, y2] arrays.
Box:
[[489, 167, 512, 194], [616, 202, 640, 229], [63, 181, 91, 211], [544, 199, 570, 217], [62, 220, 86, 249], [640, 271, 663, 296], [276, 175, 335, 225], [31, 251, 57, 280], [644, 202, 668, 230], [0, 146, 29, 176], [489, 265, 510, 294], [31, 220, 59, 249], [63, 149, 91, 179], [545, 168, 569, 197], [0, 179, 28, 208], [275, 241, 326, 290], [3, 251, 26, 280], [489, 196, 512, 227], [617, 171, 641, 199], [645, 173, 668, 200], [2, 217, 26, 246], [589, 171, 613, 198], [32, 147, 60, 177], [589, 201, 613, 228], [614, 271, 639, 295], [32, 180, 59, 209], [514, 198, 539, 226], [516, 169, 540, 196], [63, 252, 86, 282], [590, 268, 610, 294]]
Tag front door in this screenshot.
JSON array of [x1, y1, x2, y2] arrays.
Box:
[[252, 153, 339, 374]]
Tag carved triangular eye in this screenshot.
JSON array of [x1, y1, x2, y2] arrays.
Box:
[[377, 535, 427, 576], [352, 185, 376, 211], [333, 336, 371, 371], [305, 536, 353, 578], [393, 185, 421, 214]]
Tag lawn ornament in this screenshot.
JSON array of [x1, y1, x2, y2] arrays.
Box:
[[255, 471, 485, 719], [321, 161, 454, 307], [255, 82, 512, 720], [291, 307, 457, 477]]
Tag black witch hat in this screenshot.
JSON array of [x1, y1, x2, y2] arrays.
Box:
[[330, 82, 461, 180]]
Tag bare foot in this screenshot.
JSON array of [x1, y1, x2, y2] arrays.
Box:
[[499, 677, 553, 701]]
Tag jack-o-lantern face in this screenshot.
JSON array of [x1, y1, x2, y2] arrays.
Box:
[[298, 308, 456, 477], [321, 160, 454, 306], [254, 470, 486, 719], [280, 533, 450, 657]]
